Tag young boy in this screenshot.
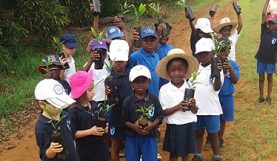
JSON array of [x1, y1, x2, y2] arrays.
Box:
[[122, 65, 163, 161], [192, 38, 224, 161], [255, 0, 277, 104], [129, 27, 160, 97], [105, 40, 133, 161], [35, 79, 79, 161], [38, 55, 71, 95], [213, 6, 243, 61]]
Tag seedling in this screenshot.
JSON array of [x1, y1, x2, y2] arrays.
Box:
[[90, 27, 105, 40], [97, 99, 115, 128], [132, 3, 146, 21], [184, 72, 199, 102], [119, 1, 133, 16], [136, 104, 154, 128]]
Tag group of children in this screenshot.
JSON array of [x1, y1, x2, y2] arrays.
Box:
[[34, 1, 277, 161]]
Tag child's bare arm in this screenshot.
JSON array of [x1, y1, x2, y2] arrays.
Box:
[[262, 0, 270, 24], [75, 126, 105, 138], [45, 142, 63, 159], [163, 101, 187, 116], [223, 60, 238, 84], [93, 15, 99, 34], [237, 13, 243, 34], [213, 60, 223, 91]]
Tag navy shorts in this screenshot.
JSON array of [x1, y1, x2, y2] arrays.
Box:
[[109, 126, 125, 140], [256, 60, 276, 74], [125, 136, 157, 161], [196, 115, 220, 133], [219, 95, 234, 122]]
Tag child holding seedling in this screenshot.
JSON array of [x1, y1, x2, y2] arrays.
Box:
[[255, 0, 277, 105], [156, 48, 199, 161], [68, 71, 108, 161], [122, 65, 163, 161], [192, 38, 224, 161], [213, 3, 243, 61], [38, 55, 71, 95], [129, 27, 160, 97], [34, 79, 79, 161], [105, 40, 133, 161]]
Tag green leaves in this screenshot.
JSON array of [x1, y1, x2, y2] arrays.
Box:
[[211, 33, 231, 55], [188, 71, 200, 88], [133, 3, 146, 21], [119, 1, 133, 16], [136, 104, 154, 119], [90, 27, 105, 40], [98, 102, 115, 116]]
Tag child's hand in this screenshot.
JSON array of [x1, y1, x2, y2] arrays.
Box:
[[176, 100, 189, 111], [188, 98, 198, 114], [222, 59, 231, 70], [185, 10, 190, 20], [59, 57, 68, 67], [131, 30, 140, 43], [132, 122, 145, 135], [114, 16, 126, 30], [217, 59, 223, 71], [104, 123, 109, 133], [89, 126, 105, 136], [142, 121, 155, 135], [46, 142, 63, 158], [105, 86, 111, 95]]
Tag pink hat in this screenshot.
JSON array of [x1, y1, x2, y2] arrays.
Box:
[[69, 71, 93, 99]]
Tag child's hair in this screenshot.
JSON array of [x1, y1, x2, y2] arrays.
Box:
[[75, 92, 89, 107], [167, 58, 188, 70]]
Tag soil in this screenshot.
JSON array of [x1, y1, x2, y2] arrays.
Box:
[[0, 1, 275, 161]]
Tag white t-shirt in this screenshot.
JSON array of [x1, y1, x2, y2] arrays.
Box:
[[193, 64, 224, 115], [89, 58, 110, 102], [64, 57, 76, 82], [159, 81, 197, 125], [228, 30, 240, 61]]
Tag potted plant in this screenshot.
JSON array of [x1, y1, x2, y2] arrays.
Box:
[[90, 27, 106, 70], [136, 104, 154, 128], [97, 100, 115, 129], [185, 71, 199, 100], [131, 3, 146, 48], [44, 107, 68, 160]]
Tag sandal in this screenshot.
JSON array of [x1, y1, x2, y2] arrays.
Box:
[[266, 97, 272, 105], [258, 97, 265, 103]]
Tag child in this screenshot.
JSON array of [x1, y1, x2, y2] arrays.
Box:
[[38, 55, 71, 95], [129, 27, 160, 97], [255, 0, 277, 104], [122, 65, 163, 161], [34, 79, 79, 161], [156, 48, 199, 161], [68, 71, 108, 161], [213, 7, 243, 61], [155, 19, 174, 88], [105, 40, 132, 161], [192, 38, 224, 161]]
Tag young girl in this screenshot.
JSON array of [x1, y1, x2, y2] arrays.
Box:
[[68, 71, 108, 161], [156, 48, 199, 161]]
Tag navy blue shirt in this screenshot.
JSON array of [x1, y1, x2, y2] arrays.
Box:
[[255, 23, 277, 64], [35, 111, 79, 161], [157, 43, 173, 88], [122, 92, 163, 137], [129, 48, 160, 96], [68, 101, 107, 161], [107, 70, 132, 127], [219, 60, 240, 96]]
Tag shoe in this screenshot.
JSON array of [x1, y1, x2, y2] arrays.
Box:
[[266, 97, 272, 105], [258, 97, 265, 103], [191, 155, 202, 161], [219, 138, 224, 148], [157, 153, 162, 161], [212, 157, 222, 161]]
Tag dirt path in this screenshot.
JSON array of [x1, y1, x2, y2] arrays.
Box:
[[1, 1, 273, 161]]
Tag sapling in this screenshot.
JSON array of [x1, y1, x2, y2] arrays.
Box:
[[97, 98, 115, 128], [136, 104, 154, 128], [184, 71, 199, 111], [132, 3, 146, 48]]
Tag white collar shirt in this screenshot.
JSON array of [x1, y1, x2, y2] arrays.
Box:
[[228, 30, 240, 61], [64, 57, 76, 83]]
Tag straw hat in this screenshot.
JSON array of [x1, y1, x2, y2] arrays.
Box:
[[214, 17, 237, 33], [156, 48, 199, 80]]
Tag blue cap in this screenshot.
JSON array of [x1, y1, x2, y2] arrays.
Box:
[[106, 26, 124, 40], [60, 34, 78, 49], [141, 27, 157, 39]]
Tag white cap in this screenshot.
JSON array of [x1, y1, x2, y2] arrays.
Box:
[[35, 79, 75, 109], [129, 65, 151, 82], [108, 40, 129, 61], [195, 38, 215, 54], [195, 18, 213, 34]]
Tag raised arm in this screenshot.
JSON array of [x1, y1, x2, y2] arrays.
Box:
[[237, 13, 243, 34], [262, 0, 270, 24]]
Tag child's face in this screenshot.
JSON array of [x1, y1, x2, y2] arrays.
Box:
[[167, 60, 187, 85], [159, 36, 169, 45], [113, 61, 127, 73], [220, 25, 232, 37], [48, 65, 61, 79], [86, 81, 94, 101], [197, 51, 213, 66], [267, 21, 277, 32], [131, 76, 150, 95], [142, 36, 157, 53], [63, 44, 76, 56]]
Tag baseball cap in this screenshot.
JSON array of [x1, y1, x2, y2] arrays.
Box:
[[129, 65, 151, 82], [90, 40, 108, 51], [106, 26, 124, 40], [141, 27, 158, 39], [267, 14, 277, 23], [35, 79, 75, 109], [38, 55, 63, 74], [60, 34, 78, 49], [108, 40, 129, 61], [195, 18, 214, 34], [195, 38, 215, 54], [69, 71, 93, 99]]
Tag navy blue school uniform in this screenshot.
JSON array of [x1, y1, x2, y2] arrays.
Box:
[[129, 48, 160, 97], [107, 70, 132, 139], [35, 111, 80, 161], [122, 92, 163, 161], [68, 101, 108, 161], [157, 43, 173, 88], [219, 60, 240, 121]]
